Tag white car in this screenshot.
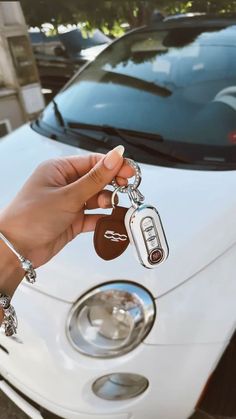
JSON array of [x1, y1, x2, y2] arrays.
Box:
[[0, 13, 236, 419]]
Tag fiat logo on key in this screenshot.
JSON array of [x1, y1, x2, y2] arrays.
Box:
[[149, 249, 164, 264]]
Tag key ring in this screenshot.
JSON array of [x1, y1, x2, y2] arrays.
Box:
[[111, 186, 123, 209], [111, 158, 142, 193]]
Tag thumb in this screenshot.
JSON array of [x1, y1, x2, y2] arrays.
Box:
[[69, 145, 125, 206]]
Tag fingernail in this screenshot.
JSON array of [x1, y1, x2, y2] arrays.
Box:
[[104, 145, 125, 170]]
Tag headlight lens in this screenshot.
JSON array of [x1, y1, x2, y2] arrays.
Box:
[[66, 282, 155, 358]]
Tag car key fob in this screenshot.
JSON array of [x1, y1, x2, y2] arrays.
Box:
[[125, 203, 169, 269], [111, 158, 169, 269]]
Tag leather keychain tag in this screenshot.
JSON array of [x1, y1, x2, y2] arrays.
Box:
[[94, 206, 130, 260]]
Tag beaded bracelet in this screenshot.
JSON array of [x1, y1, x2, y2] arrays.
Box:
[[0, 294, 18, 336], [0, 232, 36, 336]]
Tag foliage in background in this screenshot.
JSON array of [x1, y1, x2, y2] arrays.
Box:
[[20, 0, 236, 35]]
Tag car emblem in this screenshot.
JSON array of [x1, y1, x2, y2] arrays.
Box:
[[104, 230, 128, 242]]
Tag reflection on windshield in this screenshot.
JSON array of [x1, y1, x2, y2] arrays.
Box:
[[41, 24, 236, 169], [78, 69, 172, 96]]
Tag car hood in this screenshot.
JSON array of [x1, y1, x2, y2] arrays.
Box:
[[0, 125, 236, 301]]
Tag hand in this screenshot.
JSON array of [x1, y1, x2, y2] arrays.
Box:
[[0, 146, 133, 268]]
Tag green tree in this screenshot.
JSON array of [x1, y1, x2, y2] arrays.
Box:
[[189, 0, 236, 12], [20, 0, 236, 33], [21, 0, 76, 31]]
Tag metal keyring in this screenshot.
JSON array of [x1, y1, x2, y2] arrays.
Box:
[[111, 158, 142, 193], [111, 186, 123, 208]]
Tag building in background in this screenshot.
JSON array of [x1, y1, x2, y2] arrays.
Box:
[[0, 1, 44, 137]]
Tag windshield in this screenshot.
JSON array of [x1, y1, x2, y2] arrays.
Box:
[[39, 24, 236, 170]]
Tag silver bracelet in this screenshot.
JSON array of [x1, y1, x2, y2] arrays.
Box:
[[0, 232, 36, 284], [0, 231, 37, 336], [0, 294, 18, 336]]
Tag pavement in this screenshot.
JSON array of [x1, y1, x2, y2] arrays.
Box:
[[0, 389, 28, 418]]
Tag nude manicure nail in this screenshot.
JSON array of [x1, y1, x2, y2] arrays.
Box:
[[104, 145, 125, 170]]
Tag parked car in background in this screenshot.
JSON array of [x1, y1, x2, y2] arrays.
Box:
[[29, 28, 110, 100], [0, 13, 236, 419]]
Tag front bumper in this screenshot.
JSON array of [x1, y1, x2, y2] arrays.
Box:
[[0, 375, 129, 419], [0, 283, 227, 419]]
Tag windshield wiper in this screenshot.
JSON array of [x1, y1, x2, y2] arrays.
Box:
[[49, 102, 187, 163], [52, 99, 66, 128], [50, 101, 112, 146], [67, 121, 189, 163], [103, 126, 190, 163], [68, 121, 163, 142], [52, 100, 164, 144], [101, 124, 164, 143]]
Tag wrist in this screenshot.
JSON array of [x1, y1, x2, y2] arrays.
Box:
[[0, 237, 25, 298], [0, 210, 32, 262]]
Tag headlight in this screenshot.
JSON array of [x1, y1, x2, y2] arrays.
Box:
[[66, 282, 155, 358]]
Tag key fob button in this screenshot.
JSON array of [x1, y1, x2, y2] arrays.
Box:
[[144, 228, 155, 239], [147, 237, 159, 250], [149, 249, 164, 264], [142, 217, 153, 230]]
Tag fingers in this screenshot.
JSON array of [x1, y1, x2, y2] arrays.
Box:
[[54, 153, 133, 184], [49, 153, 134, 186], [55, 153, 104, 184], [86, 190, 118, 209], [114, 160, 134, 179], [82, 214, 107, 233], [70, 213, 107, 237], [65, 146, 125, 209], [113, 176, 128, 187]]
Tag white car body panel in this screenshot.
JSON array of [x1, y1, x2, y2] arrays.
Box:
[[147, 243, 236, 345], [0, 124, 235, 418], [0, 285, 227, 419], [1, 125, 236, 302]]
